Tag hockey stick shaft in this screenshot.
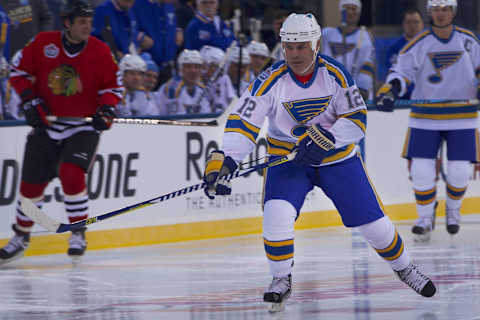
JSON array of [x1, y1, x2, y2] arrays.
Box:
[[46, 116, 219, 127], [366, 99, 480, 110], [21, 153, 295, 233]]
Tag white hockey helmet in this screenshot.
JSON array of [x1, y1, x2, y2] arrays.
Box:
[[247, 41, 270, 57], [177, 49, 204, 70], [229, 46, 251, 65], [279, 13, 321, 51], [339, 0, 362, 11], [427, 0, 457, 12], [119, 54, 147, 74], [199, 45, 225, 65]]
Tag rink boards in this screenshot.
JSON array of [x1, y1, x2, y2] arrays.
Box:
[[0, 109, 479, 255]]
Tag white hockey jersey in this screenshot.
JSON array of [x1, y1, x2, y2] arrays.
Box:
[[223, 55, 367, 166], [387, 26, 480, 130], [206, 73, 237, 113], [116, 89, 159, 117], [156, 77, 211, 115], [321, 26, 375, 97]]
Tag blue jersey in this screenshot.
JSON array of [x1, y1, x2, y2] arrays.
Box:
[[132, 0, 177, 69], [385, 35, 413, 99], [92, 0, 139, 55], [184, 12, 235, 51]]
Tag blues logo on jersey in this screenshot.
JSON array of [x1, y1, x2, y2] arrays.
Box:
[[427, 51, 463, 83], [282, 96, 333, 124]]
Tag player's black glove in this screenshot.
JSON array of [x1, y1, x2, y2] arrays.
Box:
[[203, 150, 238, 199], [293, 124, 336, 167], [375, 79, 401, 112], [22, 98, 50, 128], [92, 105, 116, 131]]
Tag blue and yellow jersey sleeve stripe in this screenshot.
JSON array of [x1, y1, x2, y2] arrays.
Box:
[[455, 26, 480, 45], [266, 136, 296, 156], [322, 144, 356, 164], [164, 79, 184, 99], [338, 109, 367, 133], [319, 54, 354, 88], [400, 30, 430, 54], [249, 62, 288, 96], [359, 62, 375, 78], [224, 114, 260, 143]]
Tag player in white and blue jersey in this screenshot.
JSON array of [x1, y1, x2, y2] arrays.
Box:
[[376, 0, 480, 241], [203, 13, 436, 313]]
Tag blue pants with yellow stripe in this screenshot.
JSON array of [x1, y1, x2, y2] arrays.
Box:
[[264, 155, 384, 227], [262, 155, 409, 276]]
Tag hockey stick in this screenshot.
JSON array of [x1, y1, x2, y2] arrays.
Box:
[[366, 98, 480, 110], [46, 115, 220, 127], [21, 153, 295, 233]]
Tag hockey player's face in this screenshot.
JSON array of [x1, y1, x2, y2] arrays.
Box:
[[182, 63, 202, 83], [250, 54, 268, 74], [430, 6, 455, 28], [342, 4, 361, 26], [283, 41, 315, 75], [68, 16, 93, 43], [403, 12, 424, 39], [144, 70, 158, 91], [198, 0, 218, 18], [204, 63, 218, 80], [123, 70, 144, 91]]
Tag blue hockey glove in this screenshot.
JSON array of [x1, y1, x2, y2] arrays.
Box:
[[22, 98, 50, 128], [203, 150, 238, 199], [375, 79, 400, 112], [293, 124, 336, 167]]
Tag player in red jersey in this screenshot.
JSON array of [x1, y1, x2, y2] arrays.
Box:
[[0, 0, 123, 265]]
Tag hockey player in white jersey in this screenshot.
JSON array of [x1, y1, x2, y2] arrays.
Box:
[[321, 0, 375, 101], [376, 0, 480, 241], [203, 13, 436, 313], [247, 41, 271, 77], [227, 46, 253, 96], [199, 45, 236, 113], [117, 54, 158, 117], [156, 49, 210, 115]]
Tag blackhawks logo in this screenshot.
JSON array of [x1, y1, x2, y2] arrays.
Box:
[[48, 64, 83, 96]]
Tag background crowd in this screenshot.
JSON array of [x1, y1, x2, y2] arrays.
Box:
[[0, 0, 479, 119]]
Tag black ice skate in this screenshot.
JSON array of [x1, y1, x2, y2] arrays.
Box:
[[0, 224, 30, 266], [412, 202, 437, 242], [68, 227, 87, 264], [396, 263, 436, 297], [263, 274, 292, 313], [446, 207, 460, 235]]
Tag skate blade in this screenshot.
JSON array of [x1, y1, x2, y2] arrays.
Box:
[[0, 251, 25, 266], [414, 233, 431, 243], [267, 301, 286, 313]]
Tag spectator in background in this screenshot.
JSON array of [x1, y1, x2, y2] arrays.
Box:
[[199, 45, 236, 113], [156, 49, 210, 115], [321, 0, 375, 102], [1, 0, 53, 60], [384, 8, 424, 99], [132, 0, 178, 86], [184, 0, 235, 51], [140, 53, 160, 92], [227, 46, 252, 97], [268, 10, 289, 63], [92, 0, 145, 60], [176, 0, 195, 31], [116, 54, 158, 117], [247, 40, 271, 77]]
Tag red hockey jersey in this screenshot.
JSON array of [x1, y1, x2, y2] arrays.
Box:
[[10, 31, 123, 117]]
